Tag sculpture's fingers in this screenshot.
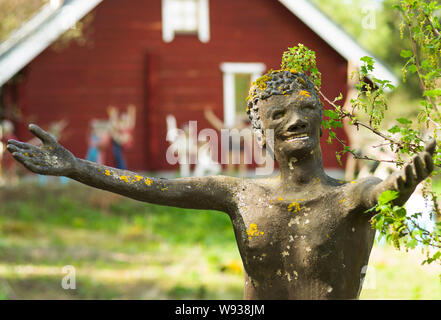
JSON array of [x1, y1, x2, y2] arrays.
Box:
[[413, 155, 426, 181], [11, 152, 44, 174], [7, 139, 32, 150], [29, 124, 57, 145], [395, 175, 405, 190], [404, 163, 416, 188], [7, 142, 40, 156], [11, 151, 34, 167], [423, 152, 434, 173], [424, 138, 437, 156], [6, 144, 21, 154]]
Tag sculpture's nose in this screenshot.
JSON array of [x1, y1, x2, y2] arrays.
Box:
[[286, 118, 308, 133]]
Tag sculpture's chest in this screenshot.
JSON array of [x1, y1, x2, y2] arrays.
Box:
[[233, 190, 350, 252]]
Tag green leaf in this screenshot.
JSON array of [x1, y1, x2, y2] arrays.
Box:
[[388, 125, 401, 133], [324, 109, 339, 120], [393, 206, 407, 218], [330, 120, 343, 128], [400, 49, 413, 58], [396, 118, 412, 125], [360, 56, 374, 64], [406, 238, 418, 249], [421, 59, 431, 69], [407, 64, 418, 74], [423, 89, 441, 97], [321, 120, 330, 129], [378, 190, 399, 205]]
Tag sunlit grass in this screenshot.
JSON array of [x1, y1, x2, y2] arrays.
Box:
[[0, 182, 439, 299]]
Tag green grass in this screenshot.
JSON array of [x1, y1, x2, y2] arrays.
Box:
[[0, 181, 439, 299]]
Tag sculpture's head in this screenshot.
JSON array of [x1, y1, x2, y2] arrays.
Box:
[[247, 70, 323, 160]]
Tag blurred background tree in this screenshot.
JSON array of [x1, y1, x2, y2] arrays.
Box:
[[0, 0, 94, 50], [0, 0, 48, 42], [311, 0, 423, 122]]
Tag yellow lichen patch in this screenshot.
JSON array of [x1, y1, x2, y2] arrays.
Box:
[[161, 187, 168, 192], [350, 181, 356, 184], [104, 170, 111, 176], [246, 223, 265, 240], [145, 178, 153, 186], [299, 90, 311, 98], [24, 153, 29, 157], [134, 175, 144, 182], [288, 200, 301, 213], [340, 198, 347, 203], [120, 176, 129, 183], [277, 197, 284, 201], [289, 69, 298, 74], [312, 177, 321, 184]]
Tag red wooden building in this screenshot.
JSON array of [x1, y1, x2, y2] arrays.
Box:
[[0, 0, 397, 174]]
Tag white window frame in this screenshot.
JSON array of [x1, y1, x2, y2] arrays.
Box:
[[220, 62, 266, 128], [162, 0, 210, 43]]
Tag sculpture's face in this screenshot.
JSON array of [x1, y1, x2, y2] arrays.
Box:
[[257, 90, 322, 159]]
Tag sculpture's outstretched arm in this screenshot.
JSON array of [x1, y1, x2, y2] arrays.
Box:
[[361, 139, 436, 212], [7, 124, 237, 212]]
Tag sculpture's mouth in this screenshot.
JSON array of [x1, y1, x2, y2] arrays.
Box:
[[284, 133, 309, 142]]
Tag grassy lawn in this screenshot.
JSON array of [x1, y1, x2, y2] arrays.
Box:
[[0, 181, 439, 299]]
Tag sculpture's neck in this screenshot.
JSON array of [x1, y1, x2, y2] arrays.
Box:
[[276, 147, 326, 187]]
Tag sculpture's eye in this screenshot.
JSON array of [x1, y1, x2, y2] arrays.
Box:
[[303, 103, 315, 111], [272, 110, 285, 120]]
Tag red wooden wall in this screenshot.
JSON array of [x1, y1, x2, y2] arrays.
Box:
[[13, 0, 348, 172]]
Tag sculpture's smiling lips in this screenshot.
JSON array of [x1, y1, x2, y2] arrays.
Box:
[[284, 133, 309, 142]]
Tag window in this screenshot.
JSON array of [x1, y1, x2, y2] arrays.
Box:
[[162, 0, 210, 43], [220, 63, 266, 128]]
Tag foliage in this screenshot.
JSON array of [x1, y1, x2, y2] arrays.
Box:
[[51, 12, 95, 50], [0, 0, 93, 51], [281, 44, 322, 88], [310, 0, 422, 97], [0, 0, 48, 42], [281, 0, 441, 270]]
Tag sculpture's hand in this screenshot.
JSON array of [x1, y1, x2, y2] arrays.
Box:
[[394, 139, 435, 190], [6, 124, 77, 176], [373, 139, 436, 206]]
